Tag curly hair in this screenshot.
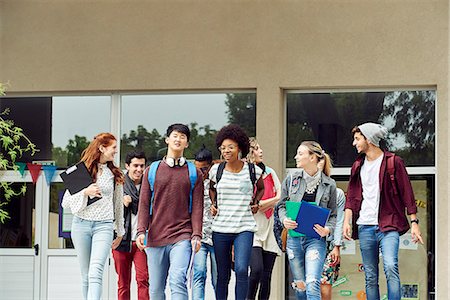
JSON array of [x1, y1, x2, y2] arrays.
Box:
[[215, 124, 250, 157]]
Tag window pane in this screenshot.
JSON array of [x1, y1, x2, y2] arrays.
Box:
[[286, 91, 435, 167], [0, 97, 52, 163], [52, 96, 111, 168], [0, 183, 35, 248], [120, 93, 256, 166], [0, 96, 111, 169]]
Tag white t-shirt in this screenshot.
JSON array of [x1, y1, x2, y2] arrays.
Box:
[[209, 162, 262, 234], [253, 166, 282, 254], [357, 154, 384, 225], [130, 183, 141, 241]]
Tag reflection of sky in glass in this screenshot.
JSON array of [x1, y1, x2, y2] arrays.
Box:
[[52, 96, 111, 148], [121, 94, 228, 136]]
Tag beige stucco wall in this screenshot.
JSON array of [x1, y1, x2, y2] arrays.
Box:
[[1, 0, 448, 298]]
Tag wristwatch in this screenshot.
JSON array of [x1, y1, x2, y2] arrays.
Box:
[[411, 218, 419, 224]]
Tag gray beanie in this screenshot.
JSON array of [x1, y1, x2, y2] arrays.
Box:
[[358, 122, 388, 147]]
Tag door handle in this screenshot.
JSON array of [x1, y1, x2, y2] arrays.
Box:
[[34, 244, 39, 256]]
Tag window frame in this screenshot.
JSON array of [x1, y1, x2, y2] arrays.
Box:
[[284, 87, 437, 298]]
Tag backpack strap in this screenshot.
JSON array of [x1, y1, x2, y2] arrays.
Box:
[[213, 162, 226, 208], [248, 162, 258, 205], [216, 161, 226, 184], [148, 160, 197, 216], [248, 163, 257, 186], [147, 160, 161, 216], [186, 161, 197, 214], [387, 154, 398, 195]]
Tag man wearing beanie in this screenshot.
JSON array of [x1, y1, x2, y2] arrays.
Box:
[[343, 122, 423, 300]]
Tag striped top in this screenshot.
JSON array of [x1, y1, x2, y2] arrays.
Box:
[[209, 162, 262, 234]]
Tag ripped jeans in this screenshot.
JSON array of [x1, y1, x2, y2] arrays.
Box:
[[286, 236, 326, 300]]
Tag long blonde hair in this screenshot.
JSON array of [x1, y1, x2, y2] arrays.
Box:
[[247, 137, 259, 163], [300, 141, 333, 176]]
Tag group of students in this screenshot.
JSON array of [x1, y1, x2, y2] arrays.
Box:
[[62, 121, 423, 300]]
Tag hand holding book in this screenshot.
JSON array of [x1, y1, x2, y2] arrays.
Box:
[[285, 200, 331, 239], [313, 224, 330, 237], [84, 183, 102, 199]]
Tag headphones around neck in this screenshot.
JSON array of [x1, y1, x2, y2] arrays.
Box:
[[164, 156, 186, 167]]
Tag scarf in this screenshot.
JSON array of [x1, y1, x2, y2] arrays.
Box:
[[124, 173, 140, 215]]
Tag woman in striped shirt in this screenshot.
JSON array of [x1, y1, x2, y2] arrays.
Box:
[[209, 124, 265, 300]]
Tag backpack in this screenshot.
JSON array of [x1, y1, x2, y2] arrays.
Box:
[[214, 161, 257, 206], [147, 160, 197, 215]]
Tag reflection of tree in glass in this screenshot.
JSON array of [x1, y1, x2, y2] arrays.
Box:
[[66, 135, 90, 166], [119, 94, 256, 165], [225, 93, 256, 137], [183, 123, 219, 160], [120, 123, 220, 166], [52, 146, 68, 167], [121, 125, 165, 164], [51, 135, 90, 168], [286, 91, 435, 167], [380, 91, 435, 165]]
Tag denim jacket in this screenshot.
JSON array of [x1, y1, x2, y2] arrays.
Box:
[[277, 170, 337, 236]]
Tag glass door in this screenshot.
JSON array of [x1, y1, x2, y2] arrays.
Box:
[[0, 171, 43, 299]]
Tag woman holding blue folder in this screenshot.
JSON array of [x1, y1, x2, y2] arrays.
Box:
[[276, 141, 337, 300]]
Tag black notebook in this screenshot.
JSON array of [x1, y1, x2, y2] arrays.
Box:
[[60, 162, 102, 205]]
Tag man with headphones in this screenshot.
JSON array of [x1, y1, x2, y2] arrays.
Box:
[[136, 123, 204, 300]]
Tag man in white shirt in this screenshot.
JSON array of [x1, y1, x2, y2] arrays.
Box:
[[343, 123, 423, 300]]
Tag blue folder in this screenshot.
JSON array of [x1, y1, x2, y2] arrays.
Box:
[[293, 201, 331, 239]]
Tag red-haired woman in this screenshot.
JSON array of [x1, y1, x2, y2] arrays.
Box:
[[62, 133, 125, 300]]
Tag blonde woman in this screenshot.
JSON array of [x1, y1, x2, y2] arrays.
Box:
[[246, 137, 281, 300], [276, 141, 337, 300]]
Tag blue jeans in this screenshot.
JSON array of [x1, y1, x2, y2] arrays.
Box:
[[71, 216, 114, 300], [145, 239, 191, 300], [192, 243, 217, 300], [358, 225, 401, 300], [212, 231, 254, 300], [286, 236, 326, 300]]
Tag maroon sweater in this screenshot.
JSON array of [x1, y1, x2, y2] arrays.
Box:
[[345, 151, 417, 239], [137, 161, 204, 247]]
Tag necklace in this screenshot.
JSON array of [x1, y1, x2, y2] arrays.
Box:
[[304, 170, 321, 194], [305, 179, 321, 194]]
